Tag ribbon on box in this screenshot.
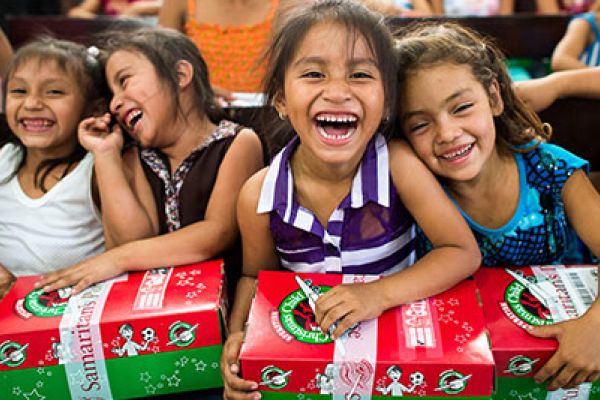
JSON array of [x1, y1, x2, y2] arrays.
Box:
[[331, 275, 379, 400], [58, 275, 127, 399]]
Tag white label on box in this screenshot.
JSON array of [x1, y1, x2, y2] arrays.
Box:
[[59, 279, 116, 399], [133, 267, 173, 310], [532, 266, 598, 322], [546, 382, 591, 400]]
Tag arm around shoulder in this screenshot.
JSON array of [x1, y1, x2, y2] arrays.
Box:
[[375, 139, 480, 308]]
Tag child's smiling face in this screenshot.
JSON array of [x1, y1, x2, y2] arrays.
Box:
[[5, 59, 86, 158], [106, 50, 174, 148], [399, 63, 503, 183], [275, 21, 385, 171]]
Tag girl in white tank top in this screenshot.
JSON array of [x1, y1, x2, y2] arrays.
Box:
[[0, 38, 107, 297]]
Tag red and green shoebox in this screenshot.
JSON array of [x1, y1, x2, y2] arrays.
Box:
[[239, 271, 494, 399], [0, 260, 226, 399], [474, 265, 600, 400]]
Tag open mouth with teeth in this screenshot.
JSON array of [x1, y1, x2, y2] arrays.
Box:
[[124, 109, 143, 132], [439, 143, 474, 162], [20, 118, 55, 131], [315, 114, 358, 143]]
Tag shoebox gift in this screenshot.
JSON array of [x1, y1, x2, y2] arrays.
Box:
[[474, 265, 599, 400], [0, 260, 226, 399], [239, 271, 494, 399]]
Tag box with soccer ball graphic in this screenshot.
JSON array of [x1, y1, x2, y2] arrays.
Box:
[[474, 265, 600, 400], [239, 271, 495, 399], [0, 260, 227, 399]]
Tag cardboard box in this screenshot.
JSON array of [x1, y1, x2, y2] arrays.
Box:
[[0, 260, 226, 399], [474, 265, 600, 400], [240, 271, 494, 399]]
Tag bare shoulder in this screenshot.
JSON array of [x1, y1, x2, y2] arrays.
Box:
[[387, 138, 421, 169], [240, 167, 269, 205], [231, 127, 263, 151]]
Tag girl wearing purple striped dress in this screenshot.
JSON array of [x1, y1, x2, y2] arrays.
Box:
[[221, 1, 481, 399]]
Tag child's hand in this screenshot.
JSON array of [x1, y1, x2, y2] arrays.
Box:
[[78, 113, 124, 157], [34, 248, 125, 296], [0, 264, 16, 300], [315, 282, 385, 339], [530, 310, 600, 390], [221, 331, 260, 400]]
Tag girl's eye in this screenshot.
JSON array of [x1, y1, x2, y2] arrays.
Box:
[[301, 71, 323, 79], [454, 102, 473, 113], [47, 89, 65, 96], [119, 75, 130, 87], [407, 122, 428, 134], [350, 71, 373, 79], [8, 88, 26, 95]]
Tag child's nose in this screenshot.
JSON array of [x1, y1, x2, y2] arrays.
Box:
[[435, 119, 461, 143], [323, 79, 352, 103], [109, 95, 122, 114], [23, 93, 43, 109]]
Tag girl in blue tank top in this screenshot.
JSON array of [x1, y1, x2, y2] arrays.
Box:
[[396, 21, 600, 392], [221, 2, 481, 398]]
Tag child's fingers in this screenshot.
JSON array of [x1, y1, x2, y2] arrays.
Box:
[[546, 364, 577, 391], [331, 312, 358, 340], [588, 371, 600, 384], [567, 370, 591, 389], [534, 353, 560, 385]]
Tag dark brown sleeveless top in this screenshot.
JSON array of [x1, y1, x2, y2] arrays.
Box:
[[139, 120, 244, 300]]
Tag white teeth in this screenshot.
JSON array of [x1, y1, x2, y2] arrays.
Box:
[[316, 114, 357, 123], [442, 144, 473, 160], [125, 110, 142, 130], [317, 125, 355, 140]]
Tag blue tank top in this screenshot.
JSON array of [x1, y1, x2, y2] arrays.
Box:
[[417, 143, 592, 266]]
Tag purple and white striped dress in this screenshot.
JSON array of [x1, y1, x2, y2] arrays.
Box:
[[257, 133, 416, 275]]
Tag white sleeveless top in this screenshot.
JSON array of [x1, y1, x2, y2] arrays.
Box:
[[0, 143, 105, 276]]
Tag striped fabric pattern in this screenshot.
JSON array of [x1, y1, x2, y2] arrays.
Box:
[[576, 12, 600, 66], [257, 134, 416, 275]]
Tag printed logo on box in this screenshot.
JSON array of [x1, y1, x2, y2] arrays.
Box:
[[435, 370, 471, 394], [275, 286, 332, 344], [502, 275, 554, 328], [19, 287, 73, 318], [504, 355, 540, 376], [0, 340, 28, 368], [167, 321, 198, 347], [260, 365, 292, 389]]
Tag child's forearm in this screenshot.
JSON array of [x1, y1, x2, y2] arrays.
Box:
[[95, 153, 156, 246], [550, 68, 600, 99], [375, 246, 480, 310], [228, 276, 257, 333]]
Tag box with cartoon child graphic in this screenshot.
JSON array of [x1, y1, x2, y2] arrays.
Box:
[[239, 271, 495, 399], [474, 265, 600, 400], [0, 260, 226, 399]]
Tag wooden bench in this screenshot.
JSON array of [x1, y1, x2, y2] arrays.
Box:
[[5, 15, 150, 49]]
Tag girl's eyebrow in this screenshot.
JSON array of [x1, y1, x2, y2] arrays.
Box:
[[8, 75, 68, 86], [293, 56, 377, 68]]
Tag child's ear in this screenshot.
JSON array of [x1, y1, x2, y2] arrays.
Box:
[[489, 79, 504, 116], [175, 60, 193, 89], [272, 91, 288, 120]]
